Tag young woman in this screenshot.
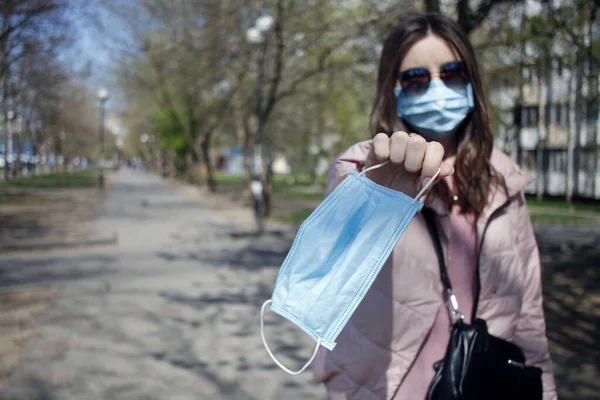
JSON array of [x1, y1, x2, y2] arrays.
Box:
[[312, 13, 557, 400]]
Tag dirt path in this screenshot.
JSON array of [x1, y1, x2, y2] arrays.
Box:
[[0, 175, 115, 247], [0, 174, 116, 391], [0, 287, 56, 390]]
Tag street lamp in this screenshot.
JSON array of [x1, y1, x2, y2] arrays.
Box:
[[6, 111, 14, 178], [97, 88, 109, 187], [246, 9, 274, 234], [14, 115, 22, 177]]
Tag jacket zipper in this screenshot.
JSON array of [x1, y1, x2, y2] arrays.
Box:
[[471, 199, 512, 322]]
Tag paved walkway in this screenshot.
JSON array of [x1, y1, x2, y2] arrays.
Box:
[[0, 169, 325, 400]]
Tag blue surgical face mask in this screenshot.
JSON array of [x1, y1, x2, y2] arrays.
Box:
[[260, 161, 440, 375], [394, 80, 474, 139]]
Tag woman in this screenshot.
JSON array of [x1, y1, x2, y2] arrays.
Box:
[[312, 13, 557, 400]]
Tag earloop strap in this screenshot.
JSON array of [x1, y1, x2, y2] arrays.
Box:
[[358, 160, 389, 176], [412, 168, 441, 204], [260, 300, 321, 375], [359, 161, 440, 204]]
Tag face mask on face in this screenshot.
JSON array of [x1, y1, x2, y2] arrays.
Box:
[[260, 160, 441, 375], [394, 80, 474, 139]]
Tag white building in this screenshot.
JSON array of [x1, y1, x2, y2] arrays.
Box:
[[487, 0, 600, 199]]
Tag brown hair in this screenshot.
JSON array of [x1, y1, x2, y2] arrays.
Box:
[[370, 13, 505, 218]]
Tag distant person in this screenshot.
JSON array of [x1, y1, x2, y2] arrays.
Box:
[[313, 13, 557, 399]]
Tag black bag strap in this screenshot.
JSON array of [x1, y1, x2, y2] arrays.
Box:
[[422, 208, 452, 292]]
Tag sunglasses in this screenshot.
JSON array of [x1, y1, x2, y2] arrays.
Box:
[[397, 61, 469, 96]]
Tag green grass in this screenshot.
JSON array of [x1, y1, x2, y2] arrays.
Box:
[[529, 212, 593, 223], [526, 196, 600, 213], [211, 172, 326, 201], [0, 169, 99, 189], [210, 172, 327, 188], [275, 205, 597, 226], [275, 208, 314, 225], [214, 173, 245, 184], [274, 205, 597, 226], [272, 174, 326, 188], [273, 188, 324, 202]]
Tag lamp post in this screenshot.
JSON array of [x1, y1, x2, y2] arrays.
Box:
[[13, 114, 22, 178], [246, 10, 274, 234], [97, 88, 109, 187], [6, 111, 14, 178]]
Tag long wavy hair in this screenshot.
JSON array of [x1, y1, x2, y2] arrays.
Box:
[[370, 13, 506, 218]]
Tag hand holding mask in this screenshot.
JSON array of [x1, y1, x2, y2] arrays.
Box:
[[366, 131, 454, 198], [260, 139, 442, 375]]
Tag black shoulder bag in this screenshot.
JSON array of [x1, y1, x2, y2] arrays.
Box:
[[422, 208, 543, 400]]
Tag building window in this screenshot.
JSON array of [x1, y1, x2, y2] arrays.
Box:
[[522, 66, 534, 84], [587, 99, 599, 123], [549, 151, 567, 173], [581, 151, 596, 173], [553, 58, 564, 77], [522, 151, 536, 171], [520, 105, 539, 127], [545, 103, 570, 126], [554, 103, 569, 126]]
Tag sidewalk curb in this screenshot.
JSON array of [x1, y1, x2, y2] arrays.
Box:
[[0, 233, 118, 253]]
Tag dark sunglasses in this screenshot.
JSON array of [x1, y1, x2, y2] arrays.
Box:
[[397, 61, 469, 96]]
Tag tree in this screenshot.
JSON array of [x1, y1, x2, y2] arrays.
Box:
[[103, 0, 419, 210], [0, 0, 68, 179]]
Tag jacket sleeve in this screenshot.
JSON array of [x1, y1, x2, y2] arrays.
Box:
[[511, 192, 558, 400], [325, 140, 371, 196]]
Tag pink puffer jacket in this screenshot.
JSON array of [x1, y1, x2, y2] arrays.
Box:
[[312, 140, 557, 400]]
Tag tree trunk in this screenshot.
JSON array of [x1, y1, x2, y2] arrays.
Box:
[[424, 0, 440, 13], [1, 7, 8, 181], [168, 149, 177, 179], [200, 132, 217, 193], [456, 0, 472, 34], [262, 155, 273, 217], [184, 150, 195, 182], [589, 5, 599, 198], [312, 98, 326, 185], [243, 125, 251, 183], [573, 61, 584, 197], [513, 1, 527, 164], [535, 64, 545, 200], [232, 75, 247, 150], [14, 132, 21, 178], [541, 0, 555, 200], [232, 75, 251, 183], [54, 135, 62, 173], [566, 68, 577, 204], [1, 66, 8, 181]]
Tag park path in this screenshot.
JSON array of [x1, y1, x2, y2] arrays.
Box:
[[0, 168, 324, 400]]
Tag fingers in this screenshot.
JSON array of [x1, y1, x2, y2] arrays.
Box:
[[419, 160, 454, 194], [389, 131, 409, 164], [373, 133, 390, 161], [438, 161, 454, 180], [421, 141, 444, 179], [404, 134, 426, 173], [371, 132, 454, 183]]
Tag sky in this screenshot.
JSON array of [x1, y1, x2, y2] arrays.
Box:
[[2, 3, 127, 153], [64, 2, 131, 122]]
